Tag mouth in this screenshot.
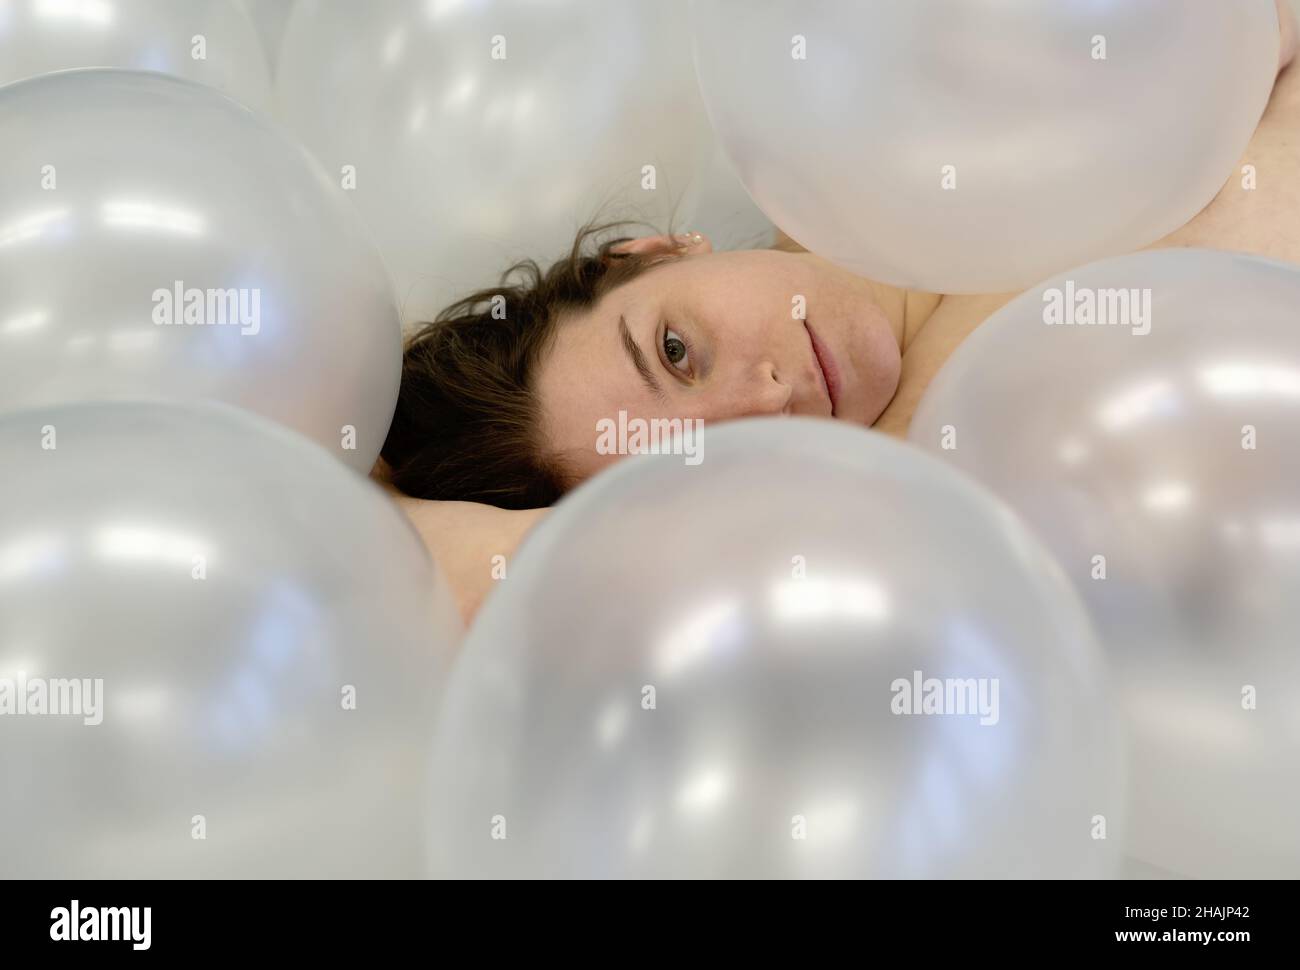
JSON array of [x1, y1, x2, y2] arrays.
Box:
[[804, 320, 841, 417]]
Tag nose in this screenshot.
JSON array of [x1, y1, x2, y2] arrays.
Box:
[[730, 360, 793, 418]]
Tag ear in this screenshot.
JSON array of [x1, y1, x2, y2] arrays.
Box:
[[609, 232, 713, 258]]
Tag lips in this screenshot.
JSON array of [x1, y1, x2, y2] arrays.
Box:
[[804, 320, 841, 416]]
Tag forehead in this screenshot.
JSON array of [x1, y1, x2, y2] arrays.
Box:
[[534, 294, 660, 473], [563, 248, 803, 341]]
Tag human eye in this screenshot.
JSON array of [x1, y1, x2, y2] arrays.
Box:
[[662, 327, 691, 375]]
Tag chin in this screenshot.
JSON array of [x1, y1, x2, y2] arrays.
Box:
[[844, 314, 902, 425], [827, 395, 887, 427]]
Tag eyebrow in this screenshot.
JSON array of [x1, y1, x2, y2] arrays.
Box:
[[618, 314, 665, 401]]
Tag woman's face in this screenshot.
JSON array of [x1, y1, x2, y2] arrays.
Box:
[[535, 243, 903, 482]]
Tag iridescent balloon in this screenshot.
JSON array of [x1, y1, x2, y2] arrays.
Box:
[[0, 69, 400, 473], [692, 0, 1279, 293], [0, 0, 272, 111], [276, 0, 711, 324], [0, 400, 460, 877], [427, 419, 1122, 878], [911, 248, 1300, 877]]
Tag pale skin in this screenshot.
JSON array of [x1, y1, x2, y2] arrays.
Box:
[[390, 4, 1298, 623]]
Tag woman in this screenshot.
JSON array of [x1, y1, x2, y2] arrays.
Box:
[[382, 4, 1298, 621]]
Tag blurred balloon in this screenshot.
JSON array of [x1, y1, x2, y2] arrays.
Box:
[[276, 0, 712, 325], [910, 248, 1300, 877], [240, 0, 295, 76], [689, 139, 776, 252], [427, 419, 1122, 878], [0, 69, 400, 474], [0, 400, 460, 877], [692, 0, 1279, 294], [0, 0, 272, 112]]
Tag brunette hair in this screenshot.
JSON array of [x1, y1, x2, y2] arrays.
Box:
[[380, 222, 684, 509]]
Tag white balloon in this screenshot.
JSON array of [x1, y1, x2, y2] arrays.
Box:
[[428, 419, 1123, 878], [276, 0, 712, 325], [689, 140, 777, 251], [0, 0, 272, 112], [0, 69, 401, 474], [0, 400, 460, 877], [240, 0, 295, 76], [691, 0, 1279, 293], [910, 248, 1300, 877]]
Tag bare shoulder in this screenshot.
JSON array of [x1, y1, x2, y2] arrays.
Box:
[[872, 290, 1018, 438], [388, 492, 548, 623], [1154, 60, 1300, 263]]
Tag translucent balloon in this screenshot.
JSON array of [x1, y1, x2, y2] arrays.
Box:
[[242, 0, 295, 76], [0, 69, 400, 474], [910, 248, 1300, 877], [0, 400, 460, 877], [276, 0, 712, 325], [691, 0, 1279, 294], [0, 0, 272, 112], [427, 419, 1122, 878]]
